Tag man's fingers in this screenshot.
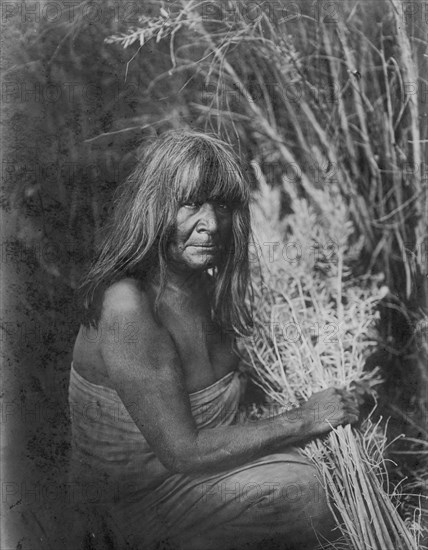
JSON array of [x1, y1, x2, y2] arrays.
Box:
[[338, 389, 360, 409], [344, 397, 359, 411]]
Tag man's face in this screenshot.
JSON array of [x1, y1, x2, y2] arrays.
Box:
[[168, 199, 233, 271]]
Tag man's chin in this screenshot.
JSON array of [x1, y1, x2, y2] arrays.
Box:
[[189, 254, 219, 271], [195, 258, 217, 271]]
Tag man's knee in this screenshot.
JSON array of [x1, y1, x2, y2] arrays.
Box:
[[267, 461, 331, 526], [278, 470, 325, 515], [290, 464, 338, 542]]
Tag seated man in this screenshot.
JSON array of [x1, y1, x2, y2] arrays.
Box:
[[69, 130, 359, 549]]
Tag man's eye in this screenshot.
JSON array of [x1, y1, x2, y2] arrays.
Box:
[[182, 201, 200, 208], [216, 202, 232, 211]]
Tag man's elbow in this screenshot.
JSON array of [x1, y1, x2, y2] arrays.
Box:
[[162, 445, 203, 475], [166, 457, 192, 474]]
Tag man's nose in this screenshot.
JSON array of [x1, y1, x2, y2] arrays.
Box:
[[196, 202, 218, 233]]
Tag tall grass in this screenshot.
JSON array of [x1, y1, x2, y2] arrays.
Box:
[[109, 0, 425, 268]]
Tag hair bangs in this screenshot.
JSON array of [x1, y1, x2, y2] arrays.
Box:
[[171, 157, 207, 205], [171, 144, 249, 209], [208, 154, 249, 207]]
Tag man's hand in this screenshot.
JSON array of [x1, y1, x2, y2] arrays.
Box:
[[298, 387, 360, 438]]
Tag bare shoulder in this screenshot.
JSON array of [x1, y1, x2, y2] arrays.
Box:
[[103, 277, 145, 308], [99, 277, 175, 358], [99, 277, 181, 389], [101, 278, 156, 323]]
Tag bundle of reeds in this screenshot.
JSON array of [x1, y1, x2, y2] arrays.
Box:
[[240, 177, 422, 549]]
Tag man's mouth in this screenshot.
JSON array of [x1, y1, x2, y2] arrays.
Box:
[[189, 243, 217, 249]]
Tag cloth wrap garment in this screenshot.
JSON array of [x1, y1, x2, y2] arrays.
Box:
[[68, 363, 332, 550]]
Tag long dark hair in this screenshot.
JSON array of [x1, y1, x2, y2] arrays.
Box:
[[78, 129, 254, 336]]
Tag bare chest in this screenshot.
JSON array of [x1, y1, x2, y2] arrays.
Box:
[[157, 299, 239, 392]]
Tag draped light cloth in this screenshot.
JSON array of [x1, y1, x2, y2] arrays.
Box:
[[68, 363, 332, 550]]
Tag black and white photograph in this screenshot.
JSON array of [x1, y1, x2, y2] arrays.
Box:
[[1, 1, 427, 548]]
